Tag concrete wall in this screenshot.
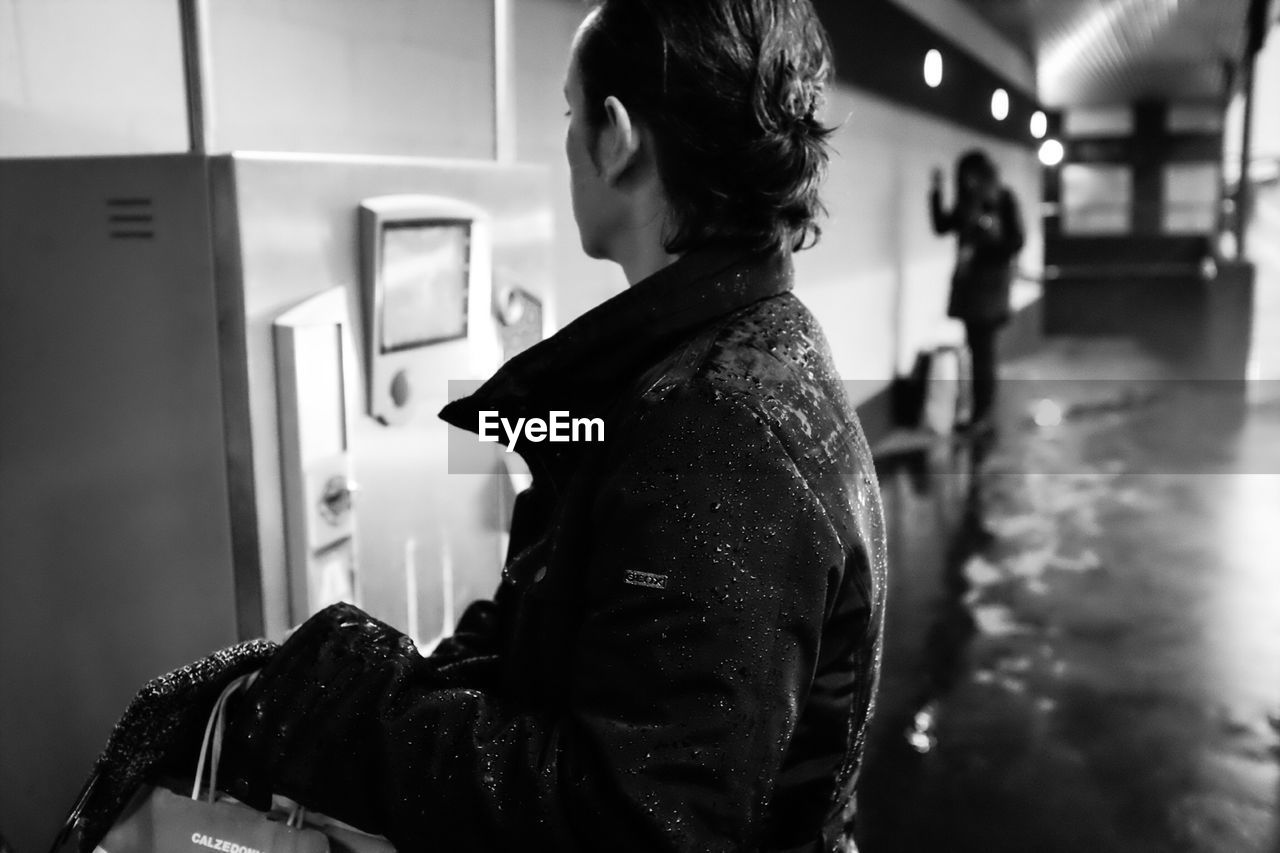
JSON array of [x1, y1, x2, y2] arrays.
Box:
[[0, 0, 495, 159], [1255, 29, 1280, 162], [0, 0, 188, 154], [1226, 19, 1280, 172], [206, 0, 495, 158]]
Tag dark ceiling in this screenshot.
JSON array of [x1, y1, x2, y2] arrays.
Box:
[[957, 0, 1272, 107]]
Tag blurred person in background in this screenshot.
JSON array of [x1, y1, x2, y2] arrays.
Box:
[[930, 149, 1026, 433]]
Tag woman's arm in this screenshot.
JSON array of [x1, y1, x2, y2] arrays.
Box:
[[929, 168, 955, 234], [930, 187, 955, 234], [228, 381, 858, 852]]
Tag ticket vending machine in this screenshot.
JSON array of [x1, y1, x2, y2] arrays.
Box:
[[213, 153, 552, 642], [268, 187, 535, 625], [0, 152, 553, 843]]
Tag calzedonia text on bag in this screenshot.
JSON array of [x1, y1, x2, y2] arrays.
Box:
[[190, 831, 264, 853]]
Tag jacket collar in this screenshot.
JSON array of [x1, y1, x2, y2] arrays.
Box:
[[439, 245, 794, 434]]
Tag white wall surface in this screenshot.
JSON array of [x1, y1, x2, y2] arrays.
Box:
[[0, 0, 188, 155], [1257, 28, 1280, 162], [0, 0, 496, 159], [1226, 22, 1280, 171], [207, 0, 494, 158]]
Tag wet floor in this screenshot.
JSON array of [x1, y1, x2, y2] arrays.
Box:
[[857, 337, 1280, 852]]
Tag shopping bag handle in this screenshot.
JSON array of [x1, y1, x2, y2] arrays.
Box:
[[191, 671, 257, 803], [189, 670, 310, 829], [47, 671, 260, 853]]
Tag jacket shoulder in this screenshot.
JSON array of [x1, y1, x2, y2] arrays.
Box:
[[639, 293, 840, 407], [606, 293, 827, 468], [617, 293, 874, 547]]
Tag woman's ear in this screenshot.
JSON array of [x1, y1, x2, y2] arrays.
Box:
[[596, 95, 643, 186]]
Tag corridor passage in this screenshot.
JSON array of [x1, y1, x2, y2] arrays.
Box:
[[860, 337, 1280, 852]]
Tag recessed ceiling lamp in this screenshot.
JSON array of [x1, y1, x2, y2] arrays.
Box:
[[991, 88, 1010, 121], [924, 50, 943, 88], [1039, 139, 1065, 166], [1030, 110, 1048, 138]]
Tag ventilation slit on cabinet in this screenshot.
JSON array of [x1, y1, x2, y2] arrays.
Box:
[[106, 197, 155, 239]]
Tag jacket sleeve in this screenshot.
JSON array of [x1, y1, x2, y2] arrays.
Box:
[[929, 189, 955, 234], [229, 381, 846, 852], [412, 595, 505, 687], [420, 580, 511, 672]]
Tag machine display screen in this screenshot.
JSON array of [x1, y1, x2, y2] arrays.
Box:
[[379, 220, 470, 353]]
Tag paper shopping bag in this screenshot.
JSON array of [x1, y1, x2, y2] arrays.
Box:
[[94, 785, 329, 853]]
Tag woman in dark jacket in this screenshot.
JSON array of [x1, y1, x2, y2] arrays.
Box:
[[930, 149, 1025, 431], [214, 2, 888, 851]]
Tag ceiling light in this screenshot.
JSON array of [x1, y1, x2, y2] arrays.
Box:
[[992, 89, 1010, 121], [1030, 110, 1048, 138], [1039, 139, 1065, 167], [924, 50, 943, 88]]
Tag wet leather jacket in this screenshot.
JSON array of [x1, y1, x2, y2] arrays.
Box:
[[223, 246, 888, 852]]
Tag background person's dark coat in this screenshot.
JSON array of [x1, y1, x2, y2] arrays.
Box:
[[222, 247, 889, 852], [931, 186, 1026, 323]]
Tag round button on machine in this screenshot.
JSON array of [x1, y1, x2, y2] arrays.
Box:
[[390, 369, 412, 408]]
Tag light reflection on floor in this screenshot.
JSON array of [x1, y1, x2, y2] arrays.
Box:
[[858, 338, 1280, 853]]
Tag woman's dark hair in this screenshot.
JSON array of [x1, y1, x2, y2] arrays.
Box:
[[576, 0, 835, 255], [955, 149, 999, 205]]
